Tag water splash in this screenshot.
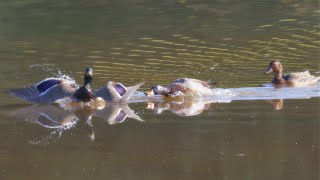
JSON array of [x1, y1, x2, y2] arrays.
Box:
[[29, 64, 78, 86], [130, 86, 320, 103], [210, 86, 320, 101]]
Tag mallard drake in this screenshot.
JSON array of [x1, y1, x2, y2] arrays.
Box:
[[265, 60, 320, 86], [72, 67, 96, 102], [94, 81, 144, 102], [10, 77, 78, 103], [144, 78, 214, 97], [56, 68, 105, 109]]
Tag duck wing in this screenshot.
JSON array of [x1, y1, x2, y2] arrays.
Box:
[[36, 79, 62, 93], [95, 104, 143, 124], [173, 78, 211, 88], [10, 78, 77, 103], [94, 82, 144, 102], [186, 78, 211, 87], [286, 71, 311, 79], [122, 82, 145, 101], [10, 85, 40, 102], [10, 104, 78, 128], [285, 71, 320, 85]]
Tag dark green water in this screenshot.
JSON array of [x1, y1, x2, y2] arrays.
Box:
[[0, 0, 319, 179]]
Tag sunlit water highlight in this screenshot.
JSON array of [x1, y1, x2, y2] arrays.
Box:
[[0, 1, 319, 180], [130, 85, 320, 103]]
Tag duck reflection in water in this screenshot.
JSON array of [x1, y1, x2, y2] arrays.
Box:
[[146, 98, 215, 116], [10, 103, 143, 144], [94, 103, 143, 124], [9, 104, 78, 144], [10, 104, 79, 130], [269, 99, 284, 110]]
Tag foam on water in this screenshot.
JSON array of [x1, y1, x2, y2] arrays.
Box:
[[214, 86, 320, 101], [131, 86, 320, 103]]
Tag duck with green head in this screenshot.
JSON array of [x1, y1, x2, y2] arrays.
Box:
[[72, 67, 96, 102], [73, 68, 145, 103], [56, 67, 105, 110]]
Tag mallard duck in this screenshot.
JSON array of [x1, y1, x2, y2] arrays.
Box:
[[94, 81, 145, 102], [10, 77, 78, 103], [144, 78, 214, 97], [265, 60, 320, 86], [56, 68, 106, 109], [72, 67, 96, 102]]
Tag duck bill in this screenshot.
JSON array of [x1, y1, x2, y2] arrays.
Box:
[[265, 66, 273, 73], [144, 90, 154, 96], [87, 70, 93, 76], [86, 67, 93, 76]]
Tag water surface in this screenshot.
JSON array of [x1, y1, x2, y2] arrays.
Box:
[[0, 0, 319, 179]]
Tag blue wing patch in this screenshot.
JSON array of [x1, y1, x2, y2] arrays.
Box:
[[36, 79, 61, 93], [114, 110, 127, 123], [114, 83, 127, 96]]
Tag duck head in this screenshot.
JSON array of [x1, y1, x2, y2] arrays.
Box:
[[144, 85, 168, 96], [84, 67, 93, 87], [265, 60, 282, 73]]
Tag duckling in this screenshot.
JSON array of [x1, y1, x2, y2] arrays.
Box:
[[144, 78, 214, 97], [94, 81, 144, 103], [72, 67, 96, 102], [10, 77, 78, 103], [265, 60, 320, 86]]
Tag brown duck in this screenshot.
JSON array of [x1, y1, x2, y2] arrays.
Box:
[[144, 78, 213, 97], [265, 60, 320, 86]]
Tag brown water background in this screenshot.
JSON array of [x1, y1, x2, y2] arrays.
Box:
[[0, 0, 319, 179]]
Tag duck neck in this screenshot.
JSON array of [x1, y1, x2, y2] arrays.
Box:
[[84, 75, 92, 88], [274, 69, 285, 83]]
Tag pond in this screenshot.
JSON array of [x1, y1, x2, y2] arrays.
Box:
[[0, 0, 319, 179]]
